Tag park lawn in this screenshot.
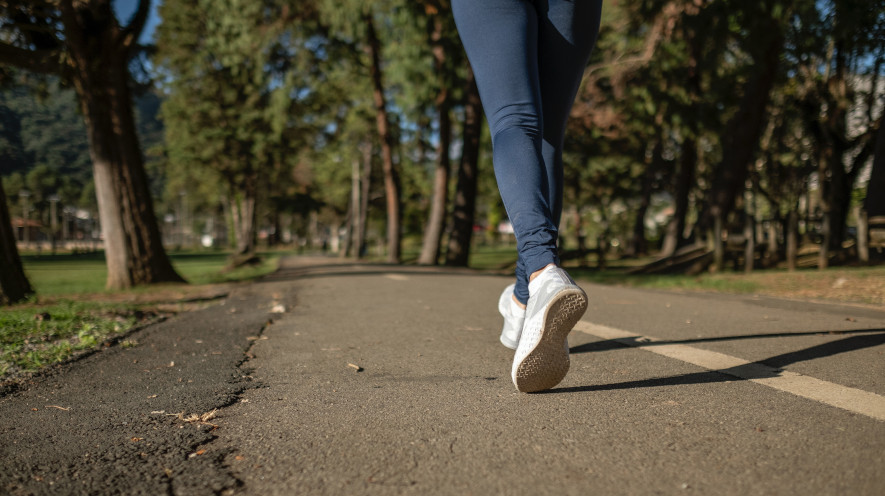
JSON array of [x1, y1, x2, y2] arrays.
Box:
[[1, 251, 281, 384], [572, 263, 885, 306], [466, 245, 885, 306], [20, 250, 281, 295], [0, 300, 142, 378]]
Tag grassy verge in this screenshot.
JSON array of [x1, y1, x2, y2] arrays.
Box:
[[1, 250, 281, 383], [0, 301, 144, 378], [466, 245, 885, 306], [20, 250, 281, 295]]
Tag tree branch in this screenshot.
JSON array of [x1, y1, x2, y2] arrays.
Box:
[[119, 0, 151, 52], [584, 1, 679, 77], [0, 41, 60, 74]]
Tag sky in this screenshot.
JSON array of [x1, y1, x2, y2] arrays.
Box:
[[112, 0, 163, 44]]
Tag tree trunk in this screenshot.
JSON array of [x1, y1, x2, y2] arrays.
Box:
[[818, 212, 830, 269], [703, 23, 783, 234], [744, 209, 755, 273], [0, 177, 33, 305], [364, 13, 401, 263], [61, 0, 183, 289], [712, 212, 724, 272], [357, 142, 372, 259], [629, 140, 659, 257], [865, 119, 885, 218], [662, 138, 697, 257], [815, 43, 875, 257], [445, 68, 482, 267], [418, 14, 452, 265], [229, 190, 256, 256], [786, 209, 798, 271], [766, 215, 779, 266], [347, 157, 361, 258], [417, 113, 450, 264], [856, 206, 869, 264]]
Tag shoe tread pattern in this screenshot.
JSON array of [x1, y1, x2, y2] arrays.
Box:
[[513, 289, 587, 393]]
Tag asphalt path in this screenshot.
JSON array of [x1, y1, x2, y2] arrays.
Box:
[[2, 256, 884, 495]]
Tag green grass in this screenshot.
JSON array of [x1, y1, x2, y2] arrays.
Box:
[[20, 250, 281, 295], [569, 268, 761, 294], [2, 250, 282, 382], [463, 244, 883, 303], [0, 300, 138, 377]]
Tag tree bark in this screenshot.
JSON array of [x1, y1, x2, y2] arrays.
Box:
[[712, 212, 724, 272], [703, 22, 783, 235], [0, 177, 34, 305], [445, 68, 482, 267], [766, 215, 779, 266], [744, 208, 755, 273], [815, 44, 879, 256], [60, 0, 183, 289], [629, 140, 659, 257], [229, 189, 256, 256], [364, 12, 401, 263], [347, 157, 361, 258], [356, 142, 372, 259], [662, 138, 696, 257], [418, 15, 452, 265], [856, 206, 869, 263], [786, 209, 798, 271], [865, 116, 885, 218]]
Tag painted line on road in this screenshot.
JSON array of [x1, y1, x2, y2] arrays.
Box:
[[574, 321, 885, 422]]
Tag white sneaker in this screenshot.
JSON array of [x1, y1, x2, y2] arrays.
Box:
[[498, 283, 525, 350], [511, 266, 587, 393]]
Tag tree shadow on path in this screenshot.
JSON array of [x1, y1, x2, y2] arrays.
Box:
[[547, 329, 885, 394]]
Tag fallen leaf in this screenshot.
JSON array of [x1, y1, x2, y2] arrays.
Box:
[[131, 437, 144, 442]]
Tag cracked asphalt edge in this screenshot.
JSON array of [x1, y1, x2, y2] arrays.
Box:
[[0, 278, 296, 496]]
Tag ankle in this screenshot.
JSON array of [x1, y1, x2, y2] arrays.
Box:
[[511, 294, 526, 310], [529, 263, 556, 283]]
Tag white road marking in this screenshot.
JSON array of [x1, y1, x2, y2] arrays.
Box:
[[574, 321, 885, 422]]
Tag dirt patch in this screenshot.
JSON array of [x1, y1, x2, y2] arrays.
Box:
[[708, 268, 885, 307]]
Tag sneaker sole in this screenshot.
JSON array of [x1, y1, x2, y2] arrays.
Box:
[[513, 289, 587, 393]]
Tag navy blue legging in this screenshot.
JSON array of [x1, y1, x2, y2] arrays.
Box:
[[452, 0, 602, 304]]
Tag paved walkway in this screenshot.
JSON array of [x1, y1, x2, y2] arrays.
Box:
[[2, 256, 884, 495]]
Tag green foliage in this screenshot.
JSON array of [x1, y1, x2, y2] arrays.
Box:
[[6, 0, 883, 270], [1, 78, 168, 224], [157, 0, 339, 250]]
